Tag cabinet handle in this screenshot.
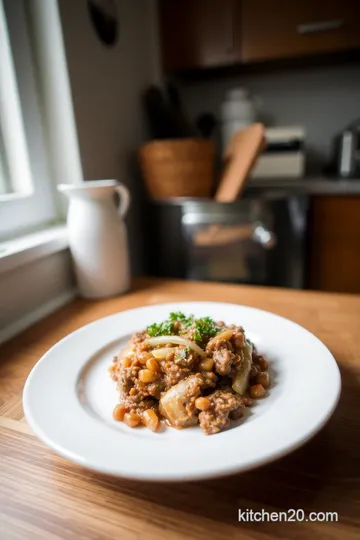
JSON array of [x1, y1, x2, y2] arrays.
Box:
[[297, 19, 344, 35]]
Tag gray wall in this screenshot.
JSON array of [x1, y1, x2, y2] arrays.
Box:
[[179, 63, 360, 173], [59, 0, 160, 273]]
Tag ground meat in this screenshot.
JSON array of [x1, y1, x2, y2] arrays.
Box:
[[182, 374, 204, 423], [215, 320, 226, 329], [229, 327, 246, 350], [110, 315, 270, 435], [173, 346, 198, 368], [216, 377, 232, 390], [228, 353, 242, 378], [146, 382, 163, 400], [242, 395, 253, 407], [206, 335, 231, 355], [118, 364, 141, 394], [113, 354, 163, 402], [119, 396, 158, 416], [198, 389, 244, 435], [161, 358, 192, 389], [229, 407, 244, 420], [182, 327, 197, 342], [200, 371, 217, 388], [132, 330, 148, 346], [250, 362, 261, 380], [211, 345, 235, 376]]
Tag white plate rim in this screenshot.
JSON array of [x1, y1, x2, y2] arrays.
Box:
[[23, 301, 341, 482]]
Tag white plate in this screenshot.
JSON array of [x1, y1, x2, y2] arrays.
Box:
[[23, 302, 341, 482]]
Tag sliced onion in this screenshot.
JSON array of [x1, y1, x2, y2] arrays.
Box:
[[151, 347, 176, 359], [144, 336, 206, 357], [207, 329, 233, 347]]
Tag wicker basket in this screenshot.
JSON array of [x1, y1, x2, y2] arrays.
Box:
[[139, 139, 216, 199]]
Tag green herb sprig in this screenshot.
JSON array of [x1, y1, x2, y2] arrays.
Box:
[[193, 316, 217, 342], [147, 312, 218, 342], [147, 311, 194, 337], [169, 312, 194, 327], [147, 319, 174, 337]]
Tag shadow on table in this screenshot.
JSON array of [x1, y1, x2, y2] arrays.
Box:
[[84, 360, 360, 535]]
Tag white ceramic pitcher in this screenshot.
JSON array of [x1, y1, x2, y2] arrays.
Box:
[[58, 180, 130, 299]]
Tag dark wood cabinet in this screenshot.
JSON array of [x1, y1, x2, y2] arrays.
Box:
[[159, 0, 241, 72], [159, 0, 360, 72], [241, 0, 360, 63], [309, 197, 360, 294]]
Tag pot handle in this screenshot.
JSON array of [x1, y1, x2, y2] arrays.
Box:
[[115, 184, 130, 218]]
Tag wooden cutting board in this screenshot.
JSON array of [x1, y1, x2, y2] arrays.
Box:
[[192, 124, 266, 248], [215, 123, 266, 203]]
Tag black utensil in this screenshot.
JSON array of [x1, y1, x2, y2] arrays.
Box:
[[143, 86, 178, 139], [195, 113, 216, 139], [166, 82, 195, 138]]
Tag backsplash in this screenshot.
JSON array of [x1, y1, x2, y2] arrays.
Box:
[[178, 63, 360, 174]]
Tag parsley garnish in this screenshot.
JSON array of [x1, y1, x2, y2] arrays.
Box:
[[147, 312, 217, 342], [169, 312, 194, 327], [147, 319, 174, 337], [147, 312, 194, 337], [193, 316, 217, 342]]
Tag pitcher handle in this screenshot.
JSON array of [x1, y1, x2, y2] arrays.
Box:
[[115, 184, 130, 218]]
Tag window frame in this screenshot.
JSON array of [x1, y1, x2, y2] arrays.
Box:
[[0, 0, 62, 240]]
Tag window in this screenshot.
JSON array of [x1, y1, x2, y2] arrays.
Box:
[[0, 0, 59, 240], [0, 0, 84, 342], [0, 140, 10, 195]]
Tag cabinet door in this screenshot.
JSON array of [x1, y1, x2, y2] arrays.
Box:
[[159, 0, 241, 72], [241, 0, 360, 62], [309, 197, 360, 293]]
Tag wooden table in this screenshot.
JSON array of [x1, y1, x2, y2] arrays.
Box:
[[1, 278, 360, 540]]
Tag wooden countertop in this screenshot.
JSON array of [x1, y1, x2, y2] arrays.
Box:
[[1, 278, 360, 540]]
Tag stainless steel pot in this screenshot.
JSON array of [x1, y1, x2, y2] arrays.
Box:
[[145, 194, 308, 288]]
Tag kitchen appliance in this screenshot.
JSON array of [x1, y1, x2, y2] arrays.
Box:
[[220, 88, 260, 148], [338, 120, 360, 178], [250, 127, 305, 179], [145, 194, 308, 289]]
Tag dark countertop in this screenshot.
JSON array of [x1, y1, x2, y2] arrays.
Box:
[[246, 177, 360, 196], [150, 178, 360, 206]]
